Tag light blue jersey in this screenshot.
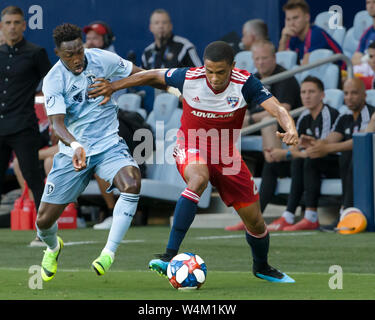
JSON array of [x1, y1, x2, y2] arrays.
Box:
[[42, 48, 133, 157]]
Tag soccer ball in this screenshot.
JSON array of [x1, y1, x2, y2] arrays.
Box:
[[167, 252, 207, 290]]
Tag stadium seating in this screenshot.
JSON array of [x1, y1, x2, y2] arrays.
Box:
[[366, 89, 375, 106], [276, 51, 297, 70], [314, 11, 346, 47], [343, 28, 357, 58], [343, 10, 372, 58], [298, 49, 339, 89], [253, 177, 342, 197], [234, 51, 256, 73], [323, 89, 344, 110], [117, 93, 147, 119], [146, 93, 181, 135], [353, 10, 372, 40], [240, 135, 263, 152]]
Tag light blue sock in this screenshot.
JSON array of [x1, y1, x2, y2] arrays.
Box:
[[103, 192, 139, 255], [36, 222, 58, 250]]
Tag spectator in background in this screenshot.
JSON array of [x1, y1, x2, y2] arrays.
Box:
[[278, 0, 343, 66], [83, 21, 116, 53], [225, 40, 301, 231], [141, 9, 201, 69], [240, 19, 269, 51], [0, 6, 51, 240], [352, 0, 375, 66], [300, 78, 375, 226], [267, 76, 340, 231]]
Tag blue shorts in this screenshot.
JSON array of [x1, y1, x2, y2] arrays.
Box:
[[41, 140, 138, 204]]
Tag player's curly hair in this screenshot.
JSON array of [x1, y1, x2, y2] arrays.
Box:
[[53, 23, 82, 48]]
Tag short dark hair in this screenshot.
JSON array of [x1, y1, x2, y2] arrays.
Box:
[[1, 6, 24, 19], [283, 0, 310, 14], [369, 41, 375, 50], [150, 8, 171, 22], [302, 76, 325, 91], [53, 23, 82, 48], [203, 41, 234, 65]]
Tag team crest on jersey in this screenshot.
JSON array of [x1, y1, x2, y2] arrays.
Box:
[[46, 96, 55, 108], [167, 68, 177, 77], [227, 96, 239, 108]]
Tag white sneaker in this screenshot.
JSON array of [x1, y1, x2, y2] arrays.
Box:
[[93, 217, 113, 230]]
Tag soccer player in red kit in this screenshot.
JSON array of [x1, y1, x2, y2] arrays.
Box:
[[89, 41, 298, 283]]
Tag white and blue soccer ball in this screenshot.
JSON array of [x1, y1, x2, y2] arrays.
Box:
[[167, 252, 207, 290]]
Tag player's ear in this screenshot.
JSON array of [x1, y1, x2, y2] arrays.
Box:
[[54, 47, 60, 57]]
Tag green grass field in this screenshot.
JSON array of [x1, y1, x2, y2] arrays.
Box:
[[0, 227, 374, 300]]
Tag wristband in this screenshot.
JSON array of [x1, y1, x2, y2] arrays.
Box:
[[70, 141, 83, 151]]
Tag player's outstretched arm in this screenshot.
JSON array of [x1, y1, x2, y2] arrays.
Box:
[[260, 96, 298, 146], [49, 114, 86, 171], [89, 69, 168, 105]]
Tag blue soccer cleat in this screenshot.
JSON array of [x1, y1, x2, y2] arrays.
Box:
[[253, 264, 295, 283], [148, 253, 172, 277]]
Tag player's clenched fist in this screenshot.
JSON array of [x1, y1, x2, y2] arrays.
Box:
[[276, 130, 298, 146]]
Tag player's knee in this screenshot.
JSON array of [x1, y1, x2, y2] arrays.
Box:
[[120, 176, 141, 194], [187, 174, 209, 195], [36, 211, 54, 230]]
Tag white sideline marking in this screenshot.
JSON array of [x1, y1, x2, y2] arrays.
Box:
[[2, 267, 374, 276], [63, 240, 144, 246], [195, 231, 316, 240]]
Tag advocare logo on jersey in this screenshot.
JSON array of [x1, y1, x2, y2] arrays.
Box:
[[191, 110, 235, 119]]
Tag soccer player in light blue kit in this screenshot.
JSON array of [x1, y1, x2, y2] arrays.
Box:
[[36, 23, 143, 281]]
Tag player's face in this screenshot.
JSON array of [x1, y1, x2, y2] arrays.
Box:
[[0, 13, 26, 45], [204, 59, 234, 91], [367, 0, 375, 17], [252, 45, 276, 77], [150, 12, 173, 41], [300, 82, 324, 110], [85, 30, 104, 49], [285, 8, 310, 36], [344, 80, 366, 111], [56, 38, 85, 75], [368, 48, 375, 71]]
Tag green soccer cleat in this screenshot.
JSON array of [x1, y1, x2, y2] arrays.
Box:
[[41, 236, 64, 282], [92, 252, 114, 276]]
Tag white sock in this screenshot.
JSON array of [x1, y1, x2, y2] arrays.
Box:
[[102, 248, 115, 261], [46, 241, 60, 253], [103, 192, 139, 254], [305, 210, 318, 223], [282, 211, 295, 224]]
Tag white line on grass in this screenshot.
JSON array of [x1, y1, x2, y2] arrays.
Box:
[[63, 239, 145, 246], [27, 239, 145, 247], [195, 231, 317, 240], [1, 267, 374, 276]]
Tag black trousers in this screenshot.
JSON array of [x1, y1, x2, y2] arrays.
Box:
[[259, 160, 290, 213], [0, 127, 45, 210], [304, 154, 341, 208], [339, 152, 353, 209]]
